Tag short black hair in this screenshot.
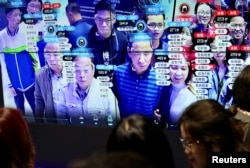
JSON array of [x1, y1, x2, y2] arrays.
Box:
[[94, 0, 115, 14], [5, 7, 21, 15], [66, 2, 81, 14], [143, 14, 165, 23], [27, 0, 43, 5]]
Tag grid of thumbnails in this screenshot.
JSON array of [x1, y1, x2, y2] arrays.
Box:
[[0, 0, 249, 129]]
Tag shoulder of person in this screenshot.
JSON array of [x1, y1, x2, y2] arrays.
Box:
[[36, 66, 49, 76]]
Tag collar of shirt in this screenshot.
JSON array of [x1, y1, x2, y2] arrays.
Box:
[[75, 83, 90, 101], [130, 62, 152, 78], [49, 68, 63, 79], [7, 26, 19, 36]]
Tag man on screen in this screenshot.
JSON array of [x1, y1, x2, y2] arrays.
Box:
[[65, 2, 91, 49], [217, 15, 250, 109], [87, 0, 128, 69], [58, 55, 119, 126], [112, 33, 162, 120], [144, 13, 166, 50], [34, 43, 68, 123], [228, 15, 250, 49], [27, 0, 46, 67], [0, 7, 37, 115]]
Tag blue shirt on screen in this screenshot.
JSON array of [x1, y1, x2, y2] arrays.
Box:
[[112, 62, 163, 119]]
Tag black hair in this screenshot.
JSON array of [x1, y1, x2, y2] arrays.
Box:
[[232, 65, 250, 111], [72, 55, 94, 63], [106, 114, 174, 168], [66, 2, 81, 14], [179, 99, 250, 153], [27, 0, 43, 5], [5, 7, 17, 14], [143, 13, 165, 23], [94, 0, 116, 14]]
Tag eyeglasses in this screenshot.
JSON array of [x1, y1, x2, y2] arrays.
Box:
[[94, 15, 114, 25], [147, 22, 164, 30], [180, 138, 200, 150], [230, 22, 247, 29], [44, 52, 61, 58], [170, 65, 188, 71], [197, 11, 211, 16]]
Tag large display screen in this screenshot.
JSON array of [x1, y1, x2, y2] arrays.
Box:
[[0, 0, 249, 129]]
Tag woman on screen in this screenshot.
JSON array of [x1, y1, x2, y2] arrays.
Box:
[[207, 38, 230, 101], [190, 2, 215, 47], [155, 52, 196, 129], [179, 99, 250, 168]]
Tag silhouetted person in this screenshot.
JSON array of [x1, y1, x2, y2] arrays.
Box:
[[106, 114, 175, 168], [0, 107, 35, 168]]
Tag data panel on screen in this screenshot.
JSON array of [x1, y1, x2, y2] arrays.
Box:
[[0, 0, 249, 129]]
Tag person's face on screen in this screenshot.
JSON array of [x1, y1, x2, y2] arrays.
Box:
[[180, 124, 208, 168], [74, 57, 94, 91], [27, 0, 41, 14], [44, 44, 63, 71], [196, 3, 211, 25], [6, 9, 22, 29], [181, 27, 192, 46], [169, 55, 189, 85], [229, 16, 246, 41], [146, 14, 165, 40], [211, 39, 226, 63], [128, 41, 153, 75], [95, 10, 115, 39]]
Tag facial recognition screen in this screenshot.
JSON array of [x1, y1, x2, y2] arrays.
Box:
[[0, 0, 249, 129]]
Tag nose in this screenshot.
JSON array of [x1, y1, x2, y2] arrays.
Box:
[[138, 54, 146, 63], [49, 56, 55, 61], [175, 68, 182, 75], [154, 26, 160, 30], [235, 25, 241, 30], [101, 21, 108, 26], [184, 147, 191, 155], [79, 71, 86, 78]]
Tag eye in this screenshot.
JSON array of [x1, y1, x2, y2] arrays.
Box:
[[181, 66, 188, 71], [170, 65, 178, 70]]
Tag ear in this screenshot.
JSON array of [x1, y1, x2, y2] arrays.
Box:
[[91, 63, 95, 75], [6, 13, 10, 21], [127, 46, 132, 58], [112, 15, 116, 25]]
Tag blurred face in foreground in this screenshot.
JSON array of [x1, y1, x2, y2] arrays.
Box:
[[180, 124, 208, 168]]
